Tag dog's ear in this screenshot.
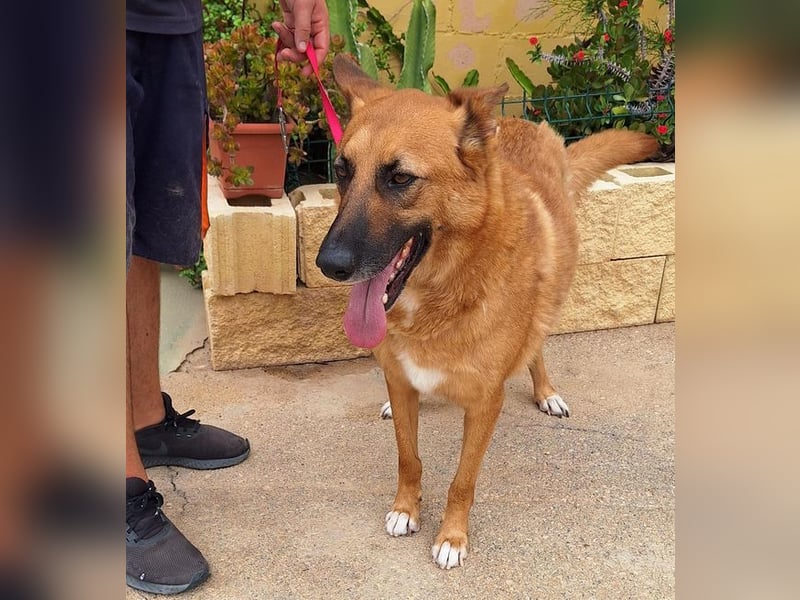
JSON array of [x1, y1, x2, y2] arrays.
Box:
[[333, 54, 392, 112], [448, 84, 509, 159]]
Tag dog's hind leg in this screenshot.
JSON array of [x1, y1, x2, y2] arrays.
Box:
[[432, 390, 504, 569], [383, 372, 423, 537], [528, 351, 570, 418]]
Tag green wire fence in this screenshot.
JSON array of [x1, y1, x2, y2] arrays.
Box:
[[285, 83, 675, 190], [501, 84, 675, 143]]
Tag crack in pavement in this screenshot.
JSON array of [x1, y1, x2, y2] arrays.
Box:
[[176, 338, 210, 373], [167, 466, 189, 514]]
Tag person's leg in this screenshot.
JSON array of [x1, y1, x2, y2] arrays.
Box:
[[127, 249, 250, 470], [126, 255, 162, 481], [127, 255, 165, 433], [125, 31, 209, 594]]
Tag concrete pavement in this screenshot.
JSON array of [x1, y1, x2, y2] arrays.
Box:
[[131, 321, 674, 599]]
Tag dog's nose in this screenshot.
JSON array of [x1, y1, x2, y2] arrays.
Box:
[[316, 245, 356, 282]]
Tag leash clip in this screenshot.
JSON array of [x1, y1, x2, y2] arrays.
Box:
[[277, 105, 289, 155]]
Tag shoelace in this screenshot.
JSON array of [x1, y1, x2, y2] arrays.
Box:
[[126, 481, 165, 540], [162, 395, 200, 433]]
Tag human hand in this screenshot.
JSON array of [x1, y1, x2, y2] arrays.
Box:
[[272, 0, 330, 77]]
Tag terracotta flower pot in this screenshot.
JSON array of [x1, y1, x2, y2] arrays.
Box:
[[208, 120, 295, 200]]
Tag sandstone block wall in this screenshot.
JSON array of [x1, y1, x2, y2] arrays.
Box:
[[203, 272, 369, 370], [557, 162, 675, 334]]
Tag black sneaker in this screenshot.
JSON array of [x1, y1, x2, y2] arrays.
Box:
[[126, 478, 209, 594], [136, 393, 250, 469]]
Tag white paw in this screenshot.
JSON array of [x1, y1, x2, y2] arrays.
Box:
[[431, 540, 468, 569], [380, 400, 393, 420], [385, 511, 419, 536], [538, 394, 570, 418]]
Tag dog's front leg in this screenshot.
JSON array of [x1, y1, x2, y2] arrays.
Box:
[[383, 370, 422, 537], [432, 390, 503, 569]]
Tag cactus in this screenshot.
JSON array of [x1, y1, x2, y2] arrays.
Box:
[[328, 0, 437, 92], [397, 0, 436, 93], [327, 0, 378, 79]]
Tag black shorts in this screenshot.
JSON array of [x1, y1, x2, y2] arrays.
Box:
[[126, 29, 206, 267]]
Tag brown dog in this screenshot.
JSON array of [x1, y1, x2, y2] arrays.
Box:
[[317, 55, 658, 569]]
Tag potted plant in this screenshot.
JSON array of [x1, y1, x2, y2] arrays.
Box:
[[205, 15, 352, 200]]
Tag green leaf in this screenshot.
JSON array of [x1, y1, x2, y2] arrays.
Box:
[[505, 57, 535, 96], [623, 82, 635, 99], [356, 42, 379, 80], [462, 69, 479, 87], [611, 106, 629, 115], [432, 73, 451, 95]]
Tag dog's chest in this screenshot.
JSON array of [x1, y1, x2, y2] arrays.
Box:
[[396, 350, 445, 394]]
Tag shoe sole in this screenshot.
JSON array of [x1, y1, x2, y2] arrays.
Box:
[[141, 447, 250, 470], [126, 570, 209, 594]]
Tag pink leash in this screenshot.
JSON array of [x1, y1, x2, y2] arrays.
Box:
[[304, 45, 343, 145], [275, 40, 343, 152]]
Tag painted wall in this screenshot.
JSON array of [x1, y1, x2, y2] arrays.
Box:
[[367, 0, 667, 93]]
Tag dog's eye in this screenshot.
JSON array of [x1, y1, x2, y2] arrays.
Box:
[[333, 158, 350, 180], [389, 173, 415, 188]]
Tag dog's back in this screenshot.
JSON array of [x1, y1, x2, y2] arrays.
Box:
[[496, 120, 658, 357]]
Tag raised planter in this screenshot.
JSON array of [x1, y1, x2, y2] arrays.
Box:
[[202, 177, 368, 370]]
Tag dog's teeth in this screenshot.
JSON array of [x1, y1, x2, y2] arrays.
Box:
[[382, 293, 388, 304], [388, 273, 396, 282], [396, 259, 405, 269], [401, 247, 410, 258]]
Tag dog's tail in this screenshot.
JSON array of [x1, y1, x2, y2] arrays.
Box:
[[566, 129, 659, 196]]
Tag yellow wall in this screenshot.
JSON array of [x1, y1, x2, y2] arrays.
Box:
[[367, 0, 667, 92], [252, 1, 668, 93]]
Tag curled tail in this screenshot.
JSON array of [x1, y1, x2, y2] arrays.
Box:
[[566, 129, 659, 196]]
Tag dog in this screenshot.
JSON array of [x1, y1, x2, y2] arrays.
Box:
[[316, 55, 658, 569]]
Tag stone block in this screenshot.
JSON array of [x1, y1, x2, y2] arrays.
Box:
[[554, 257, 666, 334], [576, 178, 621, 265], [608, 163, 675, 259], [203, 272, 369, 370], [290, 184, 344, 288], [656, 254, 675, 323], [204, 176, 296, 296]]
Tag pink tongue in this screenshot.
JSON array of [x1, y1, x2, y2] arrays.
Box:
[[343, 260, 395, 349]]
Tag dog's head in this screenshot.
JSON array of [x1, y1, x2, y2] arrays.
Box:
[[316, 55, 508, 348]]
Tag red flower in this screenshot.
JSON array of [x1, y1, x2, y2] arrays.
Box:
[[619, 0, 629, 7], [603, 33, 611, 42], [656, 125, 668, 135], [664, 29, 673, 44], [529, 36, 538, 45], [573, 50, 586, 62], [656, 94, 666, 102]]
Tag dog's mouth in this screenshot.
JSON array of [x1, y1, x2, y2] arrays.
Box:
[[343, 230, 430, 349]]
